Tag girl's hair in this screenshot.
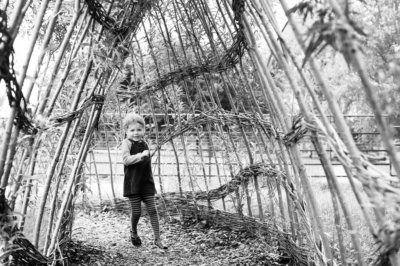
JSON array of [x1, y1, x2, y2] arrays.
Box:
[[123, 113, 145, 130]]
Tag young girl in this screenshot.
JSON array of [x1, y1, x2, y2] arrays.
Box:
[[121, 113, 167, 249]]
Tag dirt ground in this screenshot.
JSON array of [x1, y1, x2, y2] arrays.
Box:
[[68, 209, 286, 266]]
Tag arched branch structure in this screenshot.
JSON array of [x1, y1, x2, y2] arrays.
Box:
[[1, 0, 400, 265]]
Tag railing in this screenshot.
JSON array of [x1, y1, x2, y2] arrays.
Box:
[[0, 115, 395, 178], [88, 130, 393, 178]]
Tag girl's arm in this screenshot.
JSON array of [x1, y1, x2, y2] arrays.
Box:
[[121, 139, 144, 165]]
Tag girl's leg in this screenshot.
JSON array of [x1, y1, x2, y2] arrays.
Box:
[[128, 195, 142, 237], [142, 194, 160, 240]]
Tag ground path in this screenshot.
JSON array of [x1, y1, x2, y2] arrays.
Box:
[[67, 209, 286, 265]]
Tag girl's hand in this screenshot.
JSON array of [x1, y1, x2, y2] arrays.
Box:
[[142, 150, 150, 157]]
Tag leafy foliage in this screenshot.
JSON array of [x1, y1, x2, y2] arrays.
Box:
[[288, 0, 366, 66], [285, 0, 400, 134]]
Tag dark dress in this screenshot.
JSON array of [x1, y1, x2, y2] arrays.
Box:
[[123, 139, 156, 197]]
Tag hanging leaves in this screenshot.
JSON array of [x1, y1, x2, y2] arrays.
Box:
[[287, 0, 366, 66]]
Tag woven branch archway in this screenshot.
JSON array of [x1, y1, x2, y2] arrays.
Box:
[[1, 0, 400, 265]]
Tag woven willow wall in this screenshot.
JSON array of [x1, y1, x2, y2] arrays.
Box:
[[0, 0, 400, 265]]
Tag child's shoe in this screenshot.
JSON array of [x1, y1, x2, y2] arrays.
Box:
[[153, 238, 167, 249], [131, 231, 142, 247]]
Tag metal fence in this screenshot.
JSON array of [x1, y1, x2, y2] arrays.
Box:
[[86, 115, 396, 179], [0, 115, 395, 178]]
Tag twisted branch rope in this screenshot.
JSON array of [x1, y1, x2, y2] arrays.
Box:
[[282, 114, 308, 146], [115, 41, 246, 98], [160, 162, 281, 201], [85, 0, 151, 41], [0, 188, 49, 265], [152, 109, 308, 148], [44, 94, 105, 129], [0, 11, 36, 135], [155, 109, 279, 147]]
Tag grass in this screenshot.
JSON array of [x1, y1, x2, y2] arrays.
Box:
[[310, 178, 378, 264]]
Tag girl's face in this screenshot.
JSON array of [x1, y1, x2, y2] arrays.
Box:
[[126, 122, 144, 141]]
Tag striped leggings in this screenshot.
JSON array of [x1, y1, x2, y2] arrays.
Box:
[[128, 194, 160, 240]]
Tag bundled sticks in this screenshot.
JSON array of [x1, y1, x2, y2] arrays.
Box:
[[48, 94, 106, 128], [158, 162, 283, 201], [156, 109, 279, 146], [85, 0, 150, 41]]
